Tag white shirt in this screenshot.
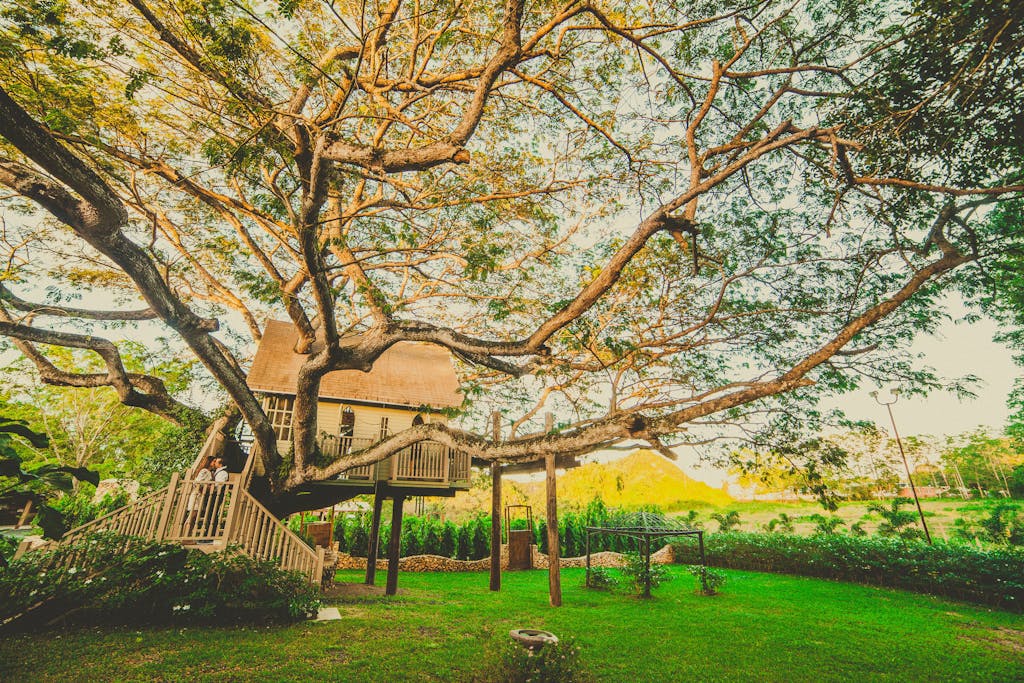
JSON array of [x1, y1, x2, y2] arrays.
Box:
[[213, 466, 229, 483]]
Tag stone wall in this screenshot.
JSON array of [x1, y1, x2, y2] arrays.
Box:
[[332, 543, 675, 573]]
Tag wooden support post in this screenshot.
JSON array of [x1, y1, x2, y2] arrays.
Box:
[[328, 504, 336, 550], [585, 530, 591, 587], [490, 410, 502, 592], [16, 499, 33, 529], [314, 546, 326, 586], [544, 412, 562, 607], [154, 472, 180, 542], [221, 481, 243, 544], [643, 535, 652, 598], [385, 495, 405, 596], [365, 487, 386, 585]]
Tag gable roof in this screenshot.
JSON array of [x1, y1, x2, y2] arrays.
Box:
[[246, 320, 462, 409]]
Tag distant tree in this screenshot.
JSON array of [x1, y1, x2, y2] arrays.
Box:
[[1009, 466, 1024, 499], [681, 510, 704, 531], [711, 511, 742, 533], [808, 514, 846, 536], [763, 513, 795, 534], [868, 498, 925, 542], [941, 430, 1020, 497], [954, 502, 1023, 546]]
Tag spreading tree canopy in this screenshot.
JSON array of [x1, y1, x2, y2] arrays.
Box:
[[0, 0, 1021, 511]]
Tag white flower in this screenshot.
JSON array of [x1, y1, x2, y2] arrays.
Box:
[[67, 567, 77, 575]]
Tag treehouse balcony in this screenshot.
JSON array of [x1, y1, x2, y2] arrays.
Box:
[[316, 436, 471, 489]]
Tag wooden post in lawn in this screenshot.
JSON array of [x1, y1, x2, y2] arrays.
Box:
[[544, 412, 562, 607], [490, 410, 502, 592], [365, 486, 386, 585], [385, 494, 405, 596]]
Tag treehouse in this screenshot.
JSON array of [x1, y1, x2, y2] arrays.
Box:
[[13, 322, 471, 600], [246, 320, 471, 594], [246, 320, 469, 496]]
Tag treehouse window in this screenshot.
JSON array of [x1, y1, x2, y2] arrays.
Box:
[[339, 407, 355, 437], [264, 395, 294, 442], [379, 416, 390, 439], [412, 414, 425, 426]]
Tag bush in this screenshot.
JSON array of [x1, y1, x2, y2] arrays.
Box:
[[689, 565, 726, 595], [620, 551, 671, 597], [348, 521, 370, 557], [584, 566, 618, 590], [0, 532, 321, 629], [711, 511, 741, 532], [479, 637, 587, 683], [954, 502, 1023, 546], [671, 531, 1024, 611]]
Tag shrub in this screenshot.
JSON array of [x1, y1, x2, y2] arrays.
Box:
[[479, 637, 587, 683], [0, 532, 320, 628], [584, 566, 618, 590], [808, 514, 845, 535], [868, 498, 925, 541], [621, 551, 671, 597], [711, 511, 741, 532], [50, 490, 129, 531], [689, 565, 726, 595], [421, 521, 443, 556], [348, 521, 370, 557], [954, 502, 1023, 546], [671, 531, 1024, 611], [681, 510, 704, 530], [440, 522, 457, 558], [456, 525, 472, 560], [470, 517, 490, 560]]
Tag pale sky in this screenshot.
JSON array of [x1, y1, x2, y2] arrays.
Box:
[[664, 306, 1020, 487]]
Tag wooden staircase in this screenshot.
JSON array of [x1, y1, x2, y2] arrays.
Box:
[[14, 431, 325, 586]]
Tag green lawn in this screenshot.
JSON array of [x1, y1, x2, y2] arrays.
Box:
[[2, 567, 1022, 682]]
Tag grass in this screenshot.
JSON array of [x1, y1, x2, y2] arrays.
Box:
[[2, 567, 1023, 682]]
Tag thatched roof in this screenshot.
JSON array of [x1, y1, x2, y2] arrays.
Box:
[[246, 321, 462, 409]]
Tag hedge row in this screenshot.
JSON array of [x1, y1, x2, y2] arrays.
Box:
[[333, 498, 658, 559], [671, 532, 1024, 611]]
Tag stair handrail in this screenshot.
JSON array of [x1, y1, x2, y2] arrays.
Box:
[[228, 487, 324, 583]]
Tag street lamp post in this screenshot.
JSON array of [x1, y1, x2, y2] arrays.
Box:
[[871, 389, 932, 545]]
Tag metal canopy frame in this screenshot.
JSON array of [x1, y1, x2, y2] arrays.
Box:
[[585, 511, 705, 598]]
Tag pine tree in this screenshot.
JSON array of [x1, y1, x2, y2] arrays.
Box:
[[456, 525, 472, 560], [440, 522, 457, 558]]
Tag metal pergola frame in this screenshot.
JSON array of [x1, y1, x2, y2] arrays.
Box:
[[585, 513, 705, 598]]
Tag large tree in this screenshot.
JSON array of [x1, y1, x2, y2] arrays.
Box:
[[0, 0, 1021, 513]]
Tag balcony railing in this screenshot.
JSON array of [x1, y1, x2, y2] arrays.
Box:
[[318, 434, 470, 486]]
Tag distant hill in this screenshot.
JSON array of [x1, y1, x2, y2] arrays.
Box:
[[512, 449, 732, 511]]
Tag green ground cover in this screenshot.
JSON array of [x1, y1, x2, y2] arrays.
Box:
[[683, 498, 994, 538], [2, 567, 1022, 682]]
